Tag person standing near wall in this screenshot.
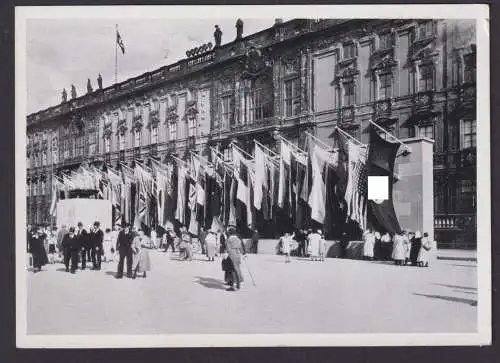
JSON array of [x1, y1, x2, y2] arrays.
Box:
[[251, 229, 259, 254], [76, 222, 89, 270]]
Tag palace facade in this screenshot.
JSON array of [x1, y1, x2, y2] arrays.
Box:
[[26, 18, 477, 248]]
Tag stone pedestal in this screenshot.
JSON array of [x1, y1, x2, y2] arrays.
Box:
[[393, 137, 434, 240]]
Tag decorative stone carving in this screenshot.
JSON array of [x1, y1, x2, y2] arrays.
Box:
[[241, 46, 270, 79], [236, 18, 243, 40]]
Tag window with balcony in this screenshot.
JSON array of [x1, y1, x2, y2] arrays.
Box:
[[134, 130, 141, 148], [169, 122, 177, 141], [41, 180, 46, 195], [460, 119, 476, 149], [417, 21, 434, 40], [284, 78, 300, 117], [379, 73, 392, 100], [33, 181, 38, 196], [75, 136, 84, 157], [343, 80, 355, 106], [63, 140, 69, 159], [451, 59, 462, 86], [378, 33, 392, 50], [343, 43, 356, 59], [127, 108, 134, 124], [458, 179, 475, 212], [42, 151, 47, 166], [419, 64, 434, 91], [151, 126, 158, 144], [220, 95, 234, 128], [105, 137, 111, 153], [188, 115, 196, 137], [418, 124, 434, 139], [52, 150, 58, 165], [463, 53, 476, 83], [159, 99, 167, 123]]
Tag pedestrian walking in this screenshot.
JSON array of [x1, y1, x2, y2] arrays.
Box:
[[198, 227, 207, 255], [205, 228, 217, 261], [61, 227, 79, 273], [47, 228, 57, 264], [179, 227, 193, 261], [56, 224, 67, 262], [163, 227, 176, 253], [116, 223, 134, 279], [76, 222, 90, 270], [318, 230, 326, 262], [89, 221, 104, 270], [381, 232, 392, 261], [132, 229, 151, 278], [223, 227, 246, 291], [150, 229, 158, 249], [339, 230, 349, 259], [28, 226, 49, 272], [251, 229, 259, 254]]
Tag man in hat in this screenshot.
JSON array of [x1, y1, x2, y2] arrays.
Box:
[[89, 221, 104, 270], [116, 223, 135, 278], [76, 221, 90, 270], [61, 227, 79, 273]]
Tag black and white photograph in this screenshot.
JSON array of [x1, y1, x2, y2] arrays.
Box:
[[15, 5, 490, 347]]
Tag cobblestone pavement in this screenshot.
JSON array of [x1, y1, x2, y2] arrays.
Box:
[[27, 251, 477, 335]]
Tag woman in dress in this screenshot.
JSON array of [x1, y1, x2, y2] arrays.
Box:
[[417, 232, 432, 267], [102, 228, 114, 262], [205, 228, 217, 262], [280, 232, 292, 263], [29, 226, 49, 272], [410, 231, 422, 266], [132, 229, 151, 278], [308, 230, 321, 261], [391, 233, 406, 266], [373, 231, 382, 260], [318, 231, 326, 262], [363, 229, 375, 260], [381, 233, 392, 261], [47, 229, 57, 264]]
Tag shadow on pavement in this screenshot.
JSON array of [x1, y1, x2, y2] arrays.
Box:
[[432, 283, 477, 291], [56, 268, 68, 272], [105, 271, 117, 277], [194, 276, 227, 290], [413, 293, 477, 306]]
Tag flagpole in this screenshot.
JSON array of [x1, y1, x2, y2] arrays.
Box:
[[334, 126, 364, 146], [254, 139, 279, 157], [229, 142, 253, 160], [304, 131, 336, 152], [115, 24, 118, 84], [369, 120, 411, 153], [276, 134, 308, 155]]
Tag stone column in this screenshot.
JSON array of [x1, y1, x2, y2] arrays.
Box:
[[393, 136, 435, 240]]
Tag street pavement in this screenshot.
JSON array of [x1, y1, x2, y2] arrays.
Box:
[[27, 251, 477, 335]]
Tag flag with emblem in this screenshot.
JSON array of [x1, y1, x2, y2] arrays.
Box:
[[344, 141, 369, 231]]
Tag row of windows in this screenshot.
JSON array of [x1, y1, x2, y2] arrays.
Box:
[[27, 180, 47, 196]]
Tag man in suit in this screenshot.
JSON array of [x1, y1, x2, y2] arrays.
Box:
[[116, 223, 134, 278], [89, 221, 104, 270], [76, 222, 90, 269], [61, 227, 79, 273], [222, 227, 246, 291]]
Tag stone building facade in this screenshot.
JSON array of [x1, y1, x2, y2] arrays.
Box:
[[26, 18, 477, 248]]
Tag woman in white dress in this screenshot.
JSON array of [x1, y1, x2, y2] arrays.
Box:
[[102, 228, 114, 262], [392, 233, 406, 266], [279, 232, 291, 263], [363, 229, 375, 260], [417, 232, 432, 267], [308, 230, 321, 261], [132, 229, 151, 278], [205, 229, 217, 262]]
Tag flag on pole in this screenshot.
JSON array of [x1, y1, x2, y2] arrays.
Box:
[[117, 30, 125, 54], [175, 164, 187, 225], [278, 140, 292, 208], [367, 126, 402, 234], [253, 144, 266, 210], [344, 141, 369, 231]]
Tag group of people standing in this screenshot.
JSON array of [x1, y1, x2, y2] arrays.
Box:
[[279, 229, 327, 263], [362, 230, 436, 267]]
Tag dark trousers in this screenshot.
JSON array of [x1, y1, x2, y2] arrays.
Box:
[[63, 248, 71, 271], [70, 250, 78, 272], [80, 248, 90, 269], [117, 249, 133, 277], [91, 245, 102, 270], [164, 240, 175, 252], [251, 241, 258, 254]]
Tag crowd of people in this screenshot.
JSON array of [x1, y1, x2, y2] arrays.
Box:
[[27, 222, 436, 292], [362, 229, 436, 267]]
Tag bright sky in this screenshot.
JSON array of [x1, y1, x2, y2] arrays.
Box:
[[26, 18, 276, 114]]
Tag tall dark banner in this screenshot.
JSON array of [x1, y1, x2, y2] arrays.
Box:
[[367, 126, 402, 234]]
